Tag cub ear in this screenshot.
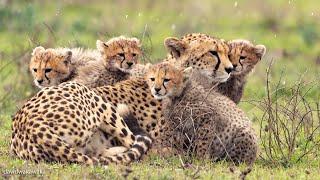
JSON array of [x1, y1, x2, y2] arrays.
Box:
[[32, 46, 45, 56], [182, 67, 193, 82], [254, 44, 266, 59], [164, 37, 188, 59], [131, 37, 141, 47], [144, 63, 152, 71], [96, 40, 108, 53], [63, 50, 72, 64]]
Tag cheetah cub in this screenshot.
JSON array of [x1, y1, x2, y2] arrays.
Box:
[[146, 62, 258, 167], [29, 36, 143, 88], [30, 47, 100, 88], [216, 40, 266, 103]]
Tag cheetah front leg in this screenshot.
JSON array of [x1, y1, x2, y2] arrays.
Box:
[[82, 130, 129, 158], [148, 117, 179, 157], [97, 103, 137, 148]]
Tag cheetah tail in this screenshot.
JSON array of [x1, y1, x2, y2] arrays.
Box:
[[100, 134, 152, 164]]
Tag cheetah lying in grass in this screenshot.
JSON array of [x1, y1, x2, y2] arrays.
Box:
[[10, 82, 152, 165]]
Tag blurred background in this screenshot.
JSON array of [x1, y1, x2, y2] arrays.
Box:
[[0, 0, 320, 177]]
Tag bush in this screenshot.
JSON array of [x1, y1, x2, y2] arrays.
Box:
[[251, 62, 320, 167]]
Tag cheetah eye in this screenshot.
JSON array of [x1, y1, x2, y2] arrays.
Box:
[[132, 53, 137, 57], [164, 78, 171, 82], [45, 68, 52, 73], [33, 68, 37, 72], [240, 56, 246, 60], [118, 53, 125, 59], [209, 51, 218, 57], [150, 78, 155, 81]]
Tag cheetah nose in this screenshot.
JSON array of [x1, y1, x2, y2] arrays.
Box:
[[154, 87, 161, 93], [127, 62, 133, 67], [225, 67, 234, 74], [37, 79, 44, 84]]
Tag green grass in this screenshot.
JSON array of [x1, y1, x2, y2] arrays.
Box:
[[1, 0, 320, 179]]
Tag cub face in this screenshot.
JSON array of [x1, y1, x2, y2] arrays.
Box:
[[146, 62, 192, 100], [228, 39, 266, 75], [96, 36, 142, 72], [165, 34, 234, 83], [29, 46, 72, 88]]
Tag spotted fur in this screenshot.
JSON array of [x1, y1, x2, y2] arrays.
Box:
[[146, 63, 258, 166], [177, 33, 266, 103], [29, 36, 143, 89], [10, 82, 152, 165]]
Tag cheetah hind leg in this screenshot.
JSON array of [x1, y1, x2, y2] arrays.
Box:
[[32, 131, 102, 165], [33, 129, 138, 166]]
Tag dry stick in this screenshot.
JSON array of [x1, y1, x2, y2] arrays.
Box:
[[299, 114, 320, 160], [178, 155, 185, 167], [269, 66, 286, 161], [140, 24, 153, 64], [266, 59, 276, 160], [297, 139, 320, 163], [273, 70, 287, 159], [288, 76, 313, 158], [200, 81, 219, 105]]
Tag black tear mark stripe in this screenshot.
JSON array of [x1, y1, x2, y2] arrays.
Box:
[[162, 69, 167, 91], [120, 45, 126, 68], [239, 49, 244, 67], [214, 53, 221, 71], [43, 60, 50, 82]]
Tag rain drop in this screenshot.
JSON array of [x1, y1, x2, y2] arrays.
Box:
[[171, 24, 176, 30]]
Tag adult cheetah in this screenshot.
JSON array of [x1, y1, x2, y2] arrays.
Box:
[[10, 82, 152, 165]]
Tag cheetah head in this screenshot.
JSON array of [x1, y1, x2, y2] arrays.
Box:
[[164, 34, 233, 83], [30, 46, 72, 88], [228, 39, 266, 75], [146, 62, 193, 100], [96, 36, 142, 73]]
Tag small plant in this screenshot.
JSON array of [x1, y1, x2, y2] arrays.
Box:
[[250, 62, 320, 167]]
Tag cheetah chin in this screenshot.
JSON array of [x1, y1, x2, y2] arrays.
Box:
[[152, 94, 167, 100]]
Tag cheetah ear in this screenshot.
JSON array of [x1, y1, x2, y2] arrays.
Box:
[[164, 37, 188, 59], [96, 40, 108, 53], [131, 37, 142, 47], [182, 67, 193, 82], [32, 46, 45, 56], [63, 50, 72, 65], [144, 63, 152, 71], [254, 44, 266, 59]]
